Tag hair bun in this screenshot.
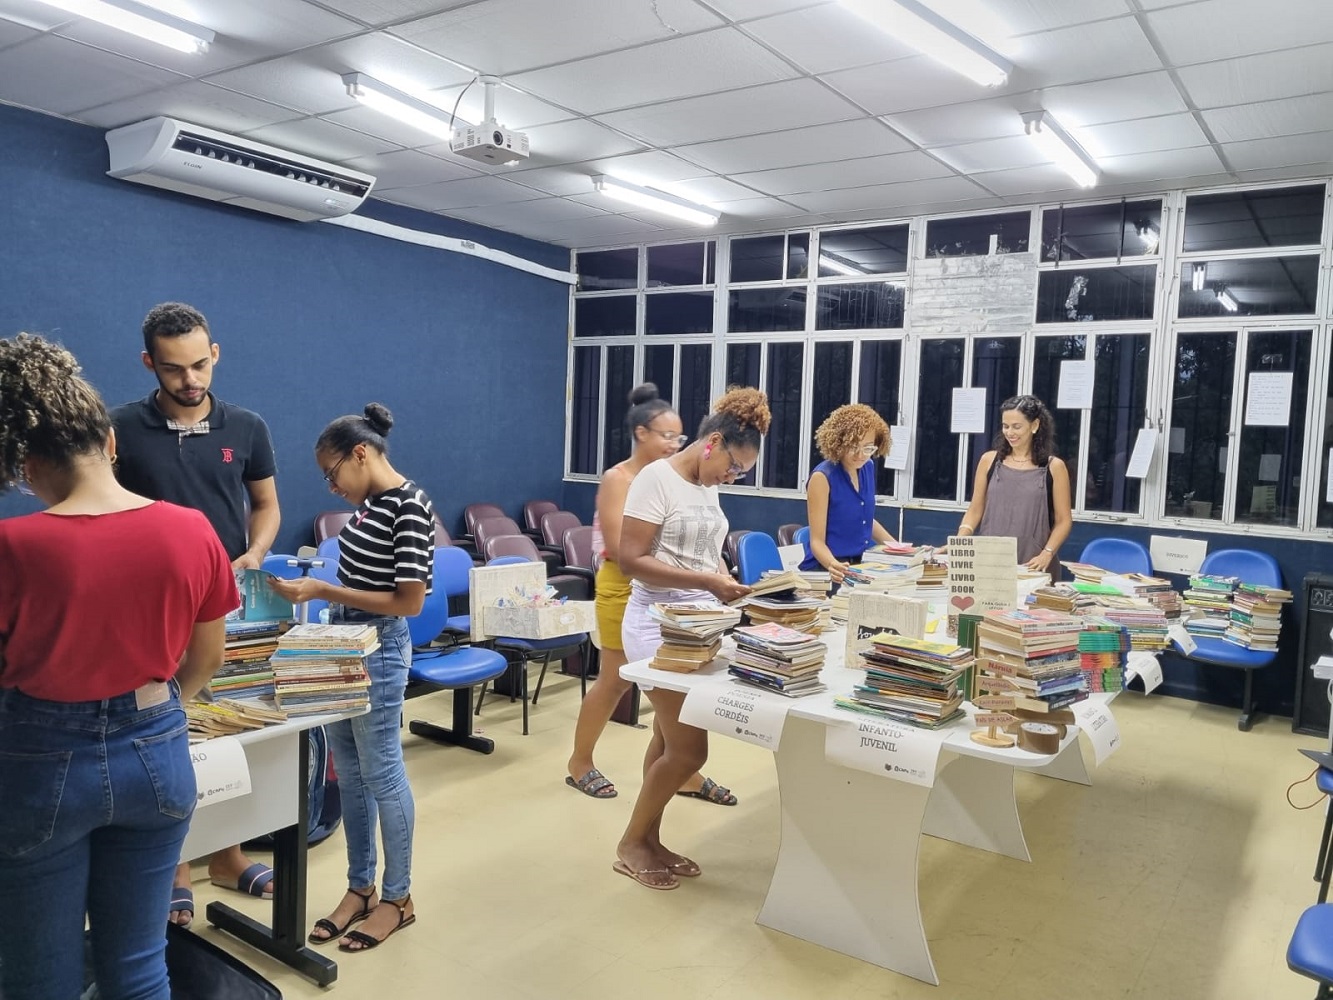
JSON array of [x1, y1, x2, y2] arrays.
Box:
[[628, 382, 660, 407], [363, 402, 394, 437]]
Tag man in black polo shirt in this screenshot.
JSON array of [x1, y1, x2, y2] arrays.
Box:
[[111, 301, 281, 925]]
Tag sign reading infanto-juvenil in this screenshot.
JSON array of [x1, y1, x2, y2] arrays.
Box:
[[946, 535, 1017, 635], [824, 717, 945, 787]]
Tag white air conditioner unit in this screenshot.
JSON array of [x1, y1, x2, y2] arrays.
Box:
[[105, 117, 376, 222]]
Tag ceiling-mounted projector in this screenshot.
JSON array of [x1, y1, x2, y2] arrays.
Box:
[[450, 76, 529, 165]]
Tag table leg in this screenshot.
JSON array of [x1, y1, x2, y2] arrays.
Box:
[[1027, 738, 1091, 785], [922, 753, 1030, 861], [207, 734, 338, 986], [758, 716, 939, 985]]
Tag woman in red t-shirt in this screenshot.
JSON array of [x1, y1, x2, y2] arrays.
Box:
[[0, 334, 238, 1000]]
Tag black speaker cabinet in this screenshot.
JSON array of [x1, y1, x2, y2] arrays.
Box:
[[1293, 572, 1333, 736]]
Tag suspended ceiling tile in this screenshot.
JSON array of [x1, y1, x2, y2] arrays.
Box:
[[1074, 113, 1209, 160], [314, 0, 477, 26], [1145, 0, 1333, 65], [675, 119, 913, 174], [420, 82, 573, 131], [708, 195, 813, 219], [968, 163, 1085, 197], [888, 97, 1027, 147], [742, 5, 916, 74], [1176, 43, 1333, 110], [516, 213, 665, 244], [204, 56, 360, 117], [824, 55, 1015, 117], [513, 118, 644, 162], [503, 165, 603, 197], [931, 134, 1053, 173], [939, 0, 1131, 34], [733, 150, 954, 197], [320, 102, 454, 146], [599, 78, 863, 146], [1202, 92, 1333, 143], [507, 29, 799, 115], [374, 174, 545, 211], [659, 174, 760, 203], [1220, 131, 1333, 171], [240, 116, 401, 162], [388, 0, 721, 77], [337, 148, 479, 190], [1041, 72, 1188, 128], [0, 17, 37, 49], [1099, 145, 1227, 182], [315, 33, 476, 91], [1013, 15, 1162, 89], [1, 36, 186, 116], [588, 150, 713, 186], [0, 0, 72, 31], [705, 0, 828, 21], [444, 197, 610, 228], [73, 79, 302, 132], [786, 175, 990, 213]]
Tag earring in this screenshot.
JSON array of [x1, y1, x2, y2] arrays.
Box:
[[703, 445, 712, 459]]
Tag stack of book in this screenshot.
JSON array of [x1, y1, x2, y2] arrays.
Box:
[[861, 542, 932, 570], [1078, 616, 1130, 693], [213, 619, 285, 701], [1183, 574, 1239, 639], [728, 621, 827, 697], [737, 569, 829, 634], [1109, 573, 1185, 619], [1061, 561, 1109, 584], [271, 623, 380, 715], [1225, 583, 1293, 651], [1030, 584, 1094, 616], [976, 609, 1088, 713], [835, 634, 970, 728], [1087, 594, 1170, 652], [647, 601, 742, 672], [185, 698, 286, 741]]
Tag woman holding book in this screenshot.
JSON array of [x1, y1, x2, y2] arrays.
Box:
[[614, 387, 770, 890], [957, 394, 1072, 572], [567, 383, 737, 805], [268, 403, 433, 952], [0, 333, 237, 1000], [801, 404, 896, 584]]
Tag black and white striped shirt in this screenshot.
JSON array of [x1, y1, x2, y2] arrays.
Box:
[[336, 481, 434, 595]]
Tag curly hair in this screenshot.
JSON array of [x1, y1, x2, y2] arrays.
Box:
[[698, 385, 770, 450], [0, 333, 111, 492], [815, 404, 890, 463], [142, 301, 210, 356], [995, 394, 1056, 467]]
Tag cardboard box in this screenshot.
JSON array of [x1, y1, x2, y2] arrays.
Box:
[[483, 601, 595, 640]]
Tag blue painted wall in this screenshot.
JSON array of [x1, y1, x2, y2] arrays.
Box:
[[0, 104, 570, 550], [565, 478, 1333, 720]]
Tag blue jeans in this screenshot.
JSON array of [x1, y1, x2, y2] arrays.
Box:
[[327, 611, 415, 901], [0, 684, 195, 1000]]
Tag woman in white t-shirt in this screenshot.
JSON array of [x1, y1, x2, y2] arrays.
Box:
[[614, 386, 771, 891]]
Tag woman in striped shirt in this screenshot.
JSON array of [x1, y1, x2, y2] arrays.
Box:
[[269, 402, 433, 953]]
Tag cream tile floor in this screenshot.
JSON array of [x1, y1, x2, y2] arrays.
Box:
[[183, 676, 1331, 1000]]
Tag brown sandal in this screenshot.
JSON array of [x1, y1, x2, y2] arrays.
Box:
[[613, 859, 679, 890], [339, 895, 416, 951], [308, 887, 376, 945]]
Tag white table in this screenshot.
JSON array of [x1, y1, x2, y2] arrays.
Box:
[[186, 709, 363, 987], [621, 648, 1114, 986]]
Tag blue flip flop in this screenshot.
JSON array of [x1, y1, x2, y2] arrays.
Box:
[[211, 862, 274, 899], [169, 886, 194, 926]]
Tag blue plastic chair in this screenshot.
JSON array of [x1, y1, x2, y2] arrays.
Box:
[[404, 547, 508, 755], [475, 555, 590, 736], [1078, 537, 1152, 575], [1313, 769, 1333, 903], [1287, 903, 1333, 998], [736, 531, 783, 586], [1172, 547, 1283, 731], [261, 552, 334, 624]]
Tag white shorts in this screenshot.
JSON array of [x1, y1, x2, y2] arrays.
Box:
[[621, 585, 713, 664]]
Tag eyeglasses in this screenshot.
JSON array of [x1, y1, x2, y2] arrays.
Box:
[[858, 444, 878, 457], [722, 444, 748, 479], [652, 430, 688, 447], [322, 454, 349, 485]]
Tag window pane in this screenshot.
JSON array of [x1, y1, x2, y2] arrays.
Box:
[[728, 287, 807, 333], [914, 339, 965, 500], [814, 281, 906, 330], [1183, 184, 1325, 252], [643, 344, 674, 403], [1040, 199, 1162, 262], [574, 296, 636, 337], [705, 242, 716, 284], [730, 235, 785, 282], [1031, 337, 1086, 505], [645, 291, 713, 335], [1177, 255, 1319, 318], [725, 343, 761, 486], [859, 340, 902, 496], [648, 242, 708, 287], [820, 225, 910, 275], [1319, 359, 1333, 530], [575, 248, 637, 291], [811, 342, 854, 482], [926, 211, 1030, 257], [1166, 332, 1236, 521], [1036, 265, 1156, 323], [678, 344, 712, 443], [1233, 330, 1311, 527], [763, 342, 805, 489], [965, 338, 1021, 496], [603, 345, 636, 469], [787, 233, 810, 279], [571, 347, 601, 475], [1087, 334, 1150, 514]]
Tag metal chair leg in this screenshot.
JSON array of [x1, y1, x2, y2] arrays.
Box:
[[1315, 806, 1333, 886], [521, 660, 529, 736], [474, 680, 488, 716], [532, 653, 553, 705], [1238, 669, 1256, 732]]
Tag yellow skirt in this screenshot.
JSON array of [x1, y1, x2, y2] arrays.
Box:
[[594, 560, 632, 651]]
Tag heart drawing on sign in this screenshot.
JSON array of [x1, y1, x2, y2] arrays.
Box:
[[951, 595, 975, 611]]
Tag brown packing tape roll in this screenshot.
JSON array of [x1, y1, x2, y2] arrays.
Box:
[[1017, 721, 1062, 754], [1003, 716, 1068, 739]]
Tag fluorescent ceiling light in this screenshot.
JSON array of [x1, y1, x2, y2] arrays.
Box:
[[592, 175, 719, 227], [1192, 263, 1207, 292], [839, 0, 1012, 87], [342, 72, 467, 141], [37, 0, 213, 53], [1021, 110, 1099, 188], [1216, 288, 1239, 313], [818, 252, 865, 276]]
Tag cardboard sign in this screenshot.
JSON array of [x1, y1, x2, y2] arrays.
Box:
[[191, 736, 252, 807], [1149, 535, 1207, 577], [679, 680, 791, 752], [947, 535, 1017, 635], [825, 717, 944, 787], [1072, 699, 1121, 766], [1167, 621, 1198, 655], [974, 712, 1015, 727], [1125, 651, 1163, 694], [1125, 427, 1157, 479], [844, 590, 928, 666]]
